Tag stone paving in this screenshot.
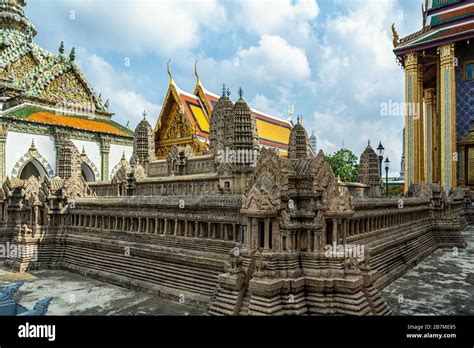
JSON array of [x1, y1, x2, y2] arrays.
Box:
[[0, 264, 204, 316], [382, 226, 474, 315]]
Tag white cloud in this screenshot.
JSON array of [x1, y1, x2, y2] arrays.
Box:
[[33, 0, 226, 55], [236, 0, 319, 39], [76, 50, 161, 129], [239, 35, 311, 82]]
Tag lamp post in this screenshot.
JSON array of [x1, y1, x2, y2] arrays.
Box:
[[376, 141, 385, 178], [384, 157, 390, 197]]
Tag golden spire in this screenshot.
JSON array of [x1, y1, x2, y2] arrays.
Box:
[[194, 60, 200, 85], [392, 23, 400, 48], [167, 58, 173, 83]]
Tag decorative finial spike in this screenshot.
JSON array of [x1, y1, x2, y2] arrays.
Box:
[[194, 60, 199, 83], [238, 87, 243, 99], [82, 146, 86, 155], [142, 110, 147, 120], [226, 88, 231, 97], [221, 83, 226, 97], [59, 41, 64, 55], [167, 59, 172, 82], [368, 139, 371, 145], [69, 47, 76, 61]]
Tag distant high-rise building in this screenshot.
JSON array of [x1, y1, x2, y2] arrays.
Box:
[[309, 131, 317, 154]]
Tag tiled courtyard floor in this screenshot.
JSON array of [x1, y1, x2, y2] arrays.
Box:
[[0, 265, 204, 315], [382, 225, 473, 315]]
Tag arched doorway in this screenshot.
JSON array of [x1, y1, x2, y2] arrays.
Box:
[[19, 158, 48, 180], [81, 162, 95, 182]]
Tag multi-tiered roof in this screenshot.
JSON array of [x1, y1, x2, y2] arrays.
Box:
[[0, 0, 133, 138], [155, 66, 293, 156], [393, 0, 473, 56]]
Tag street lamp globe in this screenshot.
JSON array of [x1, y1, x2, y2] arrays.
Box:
[[377, 142, 385, 158]]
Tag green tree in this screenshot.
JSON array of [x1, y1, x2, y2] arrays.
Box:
[[325, 148, 359, 182]]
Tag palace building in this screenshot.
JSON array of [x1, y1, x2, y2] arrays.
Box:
[[0, 0, 134, 184], [393, 0, 474, 192], [154, 63, 293, 158]]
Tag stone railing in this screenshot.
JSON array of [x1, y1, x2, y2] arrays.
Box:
[[89, 173, 221, 197], [68, 195, 243, 243]]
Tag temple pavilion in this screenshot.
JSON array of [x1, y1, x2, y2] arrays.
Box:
[[0, 0, 134, 184], [393, 0, 473, 192], [153, 63, 293, 158]]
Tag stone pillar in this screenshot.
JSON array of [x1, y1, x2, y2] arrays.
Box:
[[245, 220, 252, 248], [0, 123, 7, 184], [332, 218, 338, 245], [184, 220, 188, 237], [404, 52, 419, 191], [264, 218, 270, 251], [174, 219, 178, 236], [438, 43, 457, 192], [164, 218, 168, 235], [252, 218, 258, 249], [313, 231, 318, 253], [100, 137, 111, 181], [307, 230, 312, 252]]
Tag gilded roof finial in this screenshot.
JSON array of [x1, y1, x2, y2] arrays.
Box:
[[194, 60, 199, 84], [69, 47, 76, 61], [167, 59, 173, 82], [238, 87, 244, 100], [392, 23, 399, 47], [142, 110, 147, 120], [58, 41, 64, 55]]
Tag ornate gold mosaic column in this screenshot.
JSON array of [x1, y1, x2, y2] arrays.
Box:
[[417, 64, 425, 183], [0, 123, 8, 184], [438, 43, 457, 192], [404, 52, 419, 191], [424, 88, 436, 183]]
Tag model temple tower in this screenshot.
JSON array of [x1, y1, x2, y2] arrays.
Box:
[[358, 141, 382, 197]]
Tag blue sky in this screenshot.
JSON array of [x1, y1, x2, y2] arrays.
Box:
[[26, 0, 423, 174]]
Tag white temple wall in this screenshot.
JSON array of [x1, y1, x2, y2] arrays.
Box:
[[109, 144, 133, 179], [6, 131, 56, 178]]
